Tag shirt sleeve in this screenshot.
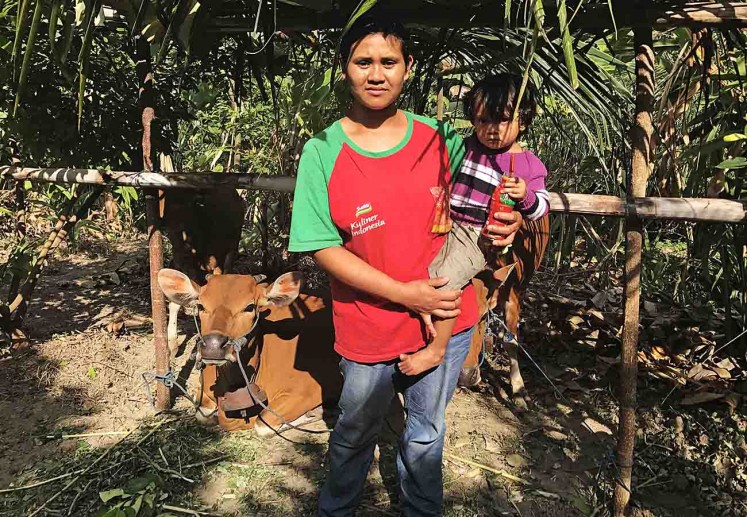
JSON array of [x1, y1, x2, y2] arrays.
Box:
[[438, 121, 466, 183], [288, 140, 343, 252], [517, 154, 550, 221]]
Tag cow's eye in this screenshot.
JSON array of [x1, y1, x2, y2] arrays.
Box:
[[245, 303, 257, 313]]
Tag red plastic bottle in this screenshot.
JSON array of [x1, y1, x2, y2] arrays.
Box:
[[482, 154, 517, 235]]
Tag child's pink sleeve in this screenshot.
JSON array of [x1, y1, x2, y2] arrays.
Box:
[[517, 154, 550, 221]]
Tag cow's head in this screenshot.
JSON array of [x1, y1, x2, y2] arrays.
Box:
[[157, 269, 302, 364]]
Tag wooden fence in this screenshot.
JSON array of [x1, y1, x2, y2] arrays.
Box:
[[3, 166, 745, 223]]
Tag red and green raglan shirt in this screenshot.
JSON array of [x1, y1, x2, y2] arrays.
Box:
[[288, 111, 480, 363]]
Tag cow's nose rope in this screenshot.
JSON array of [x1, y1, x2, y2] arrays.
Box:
[[140, 368, 217, 420], [485, 305, 568, 404]]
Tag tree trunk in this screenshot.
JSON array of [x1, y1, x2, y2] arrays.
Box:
[[137, 35, 169, 411], [614, 25, 655, 517]]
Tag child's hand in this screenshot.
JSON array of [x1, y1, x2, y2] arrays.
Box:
[[503, 177, 527, 201], [420, 313, 437, 342]]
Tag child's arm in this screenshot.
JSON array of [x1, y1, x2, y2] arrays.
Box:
[[515, 157, 549, 221]]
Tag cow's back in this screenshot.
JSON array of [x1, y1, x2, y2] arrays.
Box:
[[162, 187, 245, 279]]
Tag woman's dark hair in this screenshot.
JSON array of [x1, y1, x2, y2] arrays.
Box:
[[339, 10, 411, 67], [463, 74, 538, 128]]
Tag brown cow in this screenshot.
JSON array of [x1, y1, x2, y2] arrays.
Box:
[[160, 187, 245, 354], [157, 269, 342, 436], [459, 215, 551, 410]]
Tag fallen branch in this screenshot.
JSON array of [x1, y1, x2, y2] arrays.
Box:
[[46, 430, 130, 440], [161, 504, 222, 516], [180, 455, 230, 470], [27, 419, 168, 517], [0, 470, 86, 494], [443, 452, 529, 485], [66, 479, 93, 516]]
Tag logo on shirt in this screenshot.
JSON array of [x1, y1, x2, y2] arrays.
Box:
[[355, 203, 372, 218], [351, 202, 386, 237]]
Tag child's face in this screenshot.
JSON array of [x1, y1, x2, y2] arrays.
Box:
[[473, 105, 524, 150], [343, 33, 413, 112]]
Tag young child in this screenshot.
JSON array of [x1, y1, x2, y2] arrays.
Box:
[[399, 73, 550, 376]]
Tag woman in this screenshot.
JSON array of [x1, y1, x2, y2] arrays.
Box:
[[289, 12, 523, 517]]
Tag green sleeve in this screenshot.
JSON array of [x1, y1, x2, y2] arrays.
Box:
[[438, 121, 466, 183], [288, 140, 343, 252]]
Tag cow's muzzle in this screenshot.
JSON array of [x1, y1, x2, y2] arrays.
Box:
[[201, 333, 231, 364]]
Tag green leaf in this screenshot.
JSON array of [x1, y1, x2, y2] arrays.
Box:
[[607, 0, 618, 35], [59, 6, 75, 65], [343, 0, 378, 33], [723, 133, 747, 142], [11, 0, 31, 80], [48, 0, 61, 57], [156, 1, 183, 64], [125, 474, 159, 494], [177, 0, 201, 54], [99, 488, 126, 502], [77, 0, 101, 131], [533, 0, 545, 25], [13, 0, 42, 117], [556, 0, 578, 89], [716, 157, 747, 169], [125, 495, 143, 517], [87, 366, 97, 379]]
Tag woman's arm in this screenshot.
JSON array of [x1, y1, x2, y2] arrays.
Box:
[[313, 246, 462, 319]]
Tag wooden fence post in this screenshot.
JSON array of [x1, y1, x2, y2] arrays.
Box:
[[614, 24, 655, 516], [137, 36, 169, 411]]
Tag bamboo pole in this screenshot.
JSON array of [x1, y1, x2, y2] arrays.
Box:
[[614, 26, 655, 517], [657, 2, 747, 27], [136, 35, 169, 411], [2, 167, 743, 223], [0, 166, 297, 193]]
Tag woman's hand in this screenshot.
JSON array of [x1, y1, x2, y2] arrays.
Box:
[[394, 277, 462, 320], [483, 211, 523, 247]]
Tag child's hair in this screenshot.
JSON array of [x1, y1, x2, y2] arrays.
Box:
[[463, 74, 538, 128], [339, 10, 411, 67]]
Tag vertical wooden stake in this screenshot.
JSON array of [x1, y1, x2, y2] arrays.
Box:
[[614, 25, 655, 517], [11, 139, 25, 241], [137, 36, 169, 410], [146, 190, 169, 410]]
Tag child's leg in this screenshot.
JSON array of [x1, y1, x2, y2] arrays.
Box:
[[401, 224, 485, 376], [399, 316, 457, 376]]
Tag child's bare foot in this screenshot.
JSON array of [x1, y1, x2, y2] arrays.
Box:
[[399, 346, 445, 376]]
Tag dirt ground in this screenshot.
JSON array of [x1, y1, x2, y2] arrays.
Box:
[[1, 238, 745, 516]]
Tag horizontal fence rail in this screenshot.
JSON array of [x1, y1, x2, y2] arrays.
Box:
[[0, 166, 297, 193], [2, 167, 745, 223]]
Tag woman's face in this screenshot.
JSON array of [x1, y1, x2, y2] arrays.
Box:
[[343, 33, 413, 111]]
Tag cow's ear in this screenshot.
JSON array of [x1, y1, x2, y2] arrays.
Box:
[[258, 272, 302, 308], [493, 263, 516, 285], [158, 269, 200, 306]]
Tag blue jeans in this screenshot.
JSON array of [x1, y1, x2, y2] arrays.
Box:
[[318, 326, 475, 517]]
